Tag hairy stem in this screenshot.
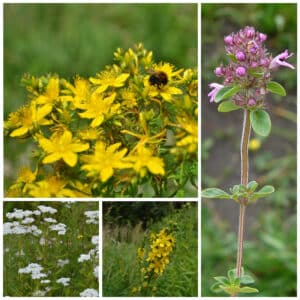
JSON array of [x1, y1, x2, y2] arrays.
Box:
[[236, 109, 251, 278]]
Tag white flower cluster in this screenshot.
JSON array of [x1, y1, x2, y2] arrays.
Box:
[[49, 223, 67, 235], [4, 221, 42, 236], [80, 288, 99, 297], [38, 205, 57, 214], [84, 211, 99, 224], [93, 266, 99, 279], [6, 209, 41, 219], [43, 217, 57, 223], [56, 277, 70, 286], [78, 235, 99, 263], [18, 263, 47, 280], [57, 259, 70, 267]]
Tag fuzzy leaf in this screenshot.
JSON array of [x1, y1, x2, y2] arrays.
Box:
[[201, 188, 231, 199], [252, 185, 275, 199], [250, 110, 271, 137], [267, 81, 286, 96], [214, 276, 229, 285], [218, 100, 240, 112], [246, 181, 258, 192], [240, 275, 255, 284], [211, 282, 223, 293], [214, 86, 241, 103]]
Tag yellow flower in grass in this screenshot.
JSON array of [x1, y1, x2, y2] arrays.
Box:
[[78, 92, 120, 127], [28, 176, 75, 197], [81, 142, 130, 182], [137, 247, 145, 260], [38, 131, 89, 167], [35, 77, 60, 109], [124, 145, 165, 177], [89, 70, 129, 93], [8, 103, 52, 137]]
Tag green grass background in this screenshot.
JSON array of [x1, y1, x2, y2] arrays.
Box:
[[4, 3, 197, 188]]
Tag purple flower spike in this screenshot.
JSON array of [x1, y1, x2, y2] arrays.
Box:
[[269, 49, 295, 70], [236, 66, 246, 77], [248, 98, 256, 106], [236, 51, 246, 61], [208, 83, 224, 103], [224, 35, 233, 45], [215, 67, 224, 77]]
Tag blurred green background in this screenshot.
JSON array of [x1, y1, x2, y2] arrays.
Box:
[[202, 3, 296, 297], [4, 3, 197, 189]]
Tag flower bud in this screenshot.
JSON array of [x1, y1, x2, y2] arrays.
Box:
[[214, 67, 223, 77], [248, 98, 256, 106], [224, 35, 233, 45], [258, 33, 267, 42], [235, 51, 246, 61], [250, 46, 258, 54], [236, 66, 246, 77], [245, 27, 255, 38]]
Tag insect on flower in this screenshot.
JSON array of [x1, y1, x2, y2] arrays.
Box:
[[148, 69, 168, 88]]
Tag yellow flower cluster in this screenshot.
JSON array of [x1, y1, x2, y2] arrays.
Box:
[[5, 43, 197, 197], [132, 228, 175, 296]]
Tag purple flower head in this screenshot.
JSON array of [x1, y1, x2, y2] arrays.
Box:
[[215, 67, 224, 77], [248, 98, 256, 106], [236, 66, 246, 77], [208, 83, 224, 103], [224, 35, 233, 45], [235, 51, 246, 61], [269, 49, 295, 70]]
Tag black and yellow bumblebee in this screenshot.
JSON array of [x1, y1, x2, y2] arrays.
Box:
[[148, 69, 168, 88]]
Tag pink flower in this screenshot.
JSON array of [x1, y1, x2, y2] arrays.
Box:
[[215, 67, 224, 77], [236, 66, 246, 77], [208, 83, 224, 103], [248, 98, 256, 106], [269, 50, 295, 70], [224, 35, 233, 45]]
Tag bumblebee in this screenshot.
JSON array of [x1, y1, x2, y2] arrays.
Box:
[[148, 70, 168, 88]]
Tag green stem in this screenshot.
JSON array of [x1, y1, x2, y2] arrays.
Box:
[[236, 109, 251, 278]]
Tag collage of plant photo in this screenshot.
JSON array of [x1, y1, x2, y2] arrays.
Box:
[[2, 1, 297, 299]]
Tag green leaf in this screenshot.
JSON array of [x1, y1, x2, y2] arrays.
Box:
[[213, 276, 229, 285], [250, 110, 271, 137], [240, 274, 255, 284], [227, 53, 238, 63], [248, 67, 264, 78], [227, 268, 237, 282], [214, 86, 241, 103], [239, 286, 259, 294], [246, 181, 258, 192], [252, 185, 275, 199], [267, 81, 286, 96], [201, 188, 231, 199], [210, 282, 223, 293], [218, 100, 240, 112]]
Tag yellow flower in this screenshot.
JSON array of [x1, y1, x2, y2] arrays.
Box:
[[60, 77, 91, 109], [78, 92, 120, 127], [249, 138, 261, 151], [16, 166, 37, 184], [89, 70, 129, 93], [120, 88, 137, 108], [8, 103, 52, 137], [137, 247, 145, 260], [175, 115, 198, 153], [124, 145, 165, 177], [28, 176, 75, 197], [38, 131, 89, 167], [79, 128, 102, 141], [36, 77, 60, 109], [81, 142, 130, 182]]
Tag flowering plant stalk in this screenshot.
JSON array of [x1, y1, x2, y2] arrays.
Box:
[[5, 43, 197, 197], [202, 26, 294, 296]]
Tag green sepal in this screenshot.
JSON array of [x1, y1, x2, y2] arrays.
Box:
[[248, 67, 264, 78], [267, 81, 286, 96], [250, 109, 271, 137], [218, 100, 240, 112], [214, 85, 241, 103], [201, 188, 231, 199]]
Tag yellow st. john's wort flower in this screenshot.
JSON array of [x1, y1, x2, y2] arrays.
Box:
[[124, 145, 165, 177], [78, 92, 120, 127], [28, 176, 75, 197], [81, 141, 130, 182], [7, 103, 52, 138], [38, 131, 89, 167], [137, 247, 145, 260], [35, 77, 60, 110], [89, 70, 129, 93], [144, 62, 183, 102]]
